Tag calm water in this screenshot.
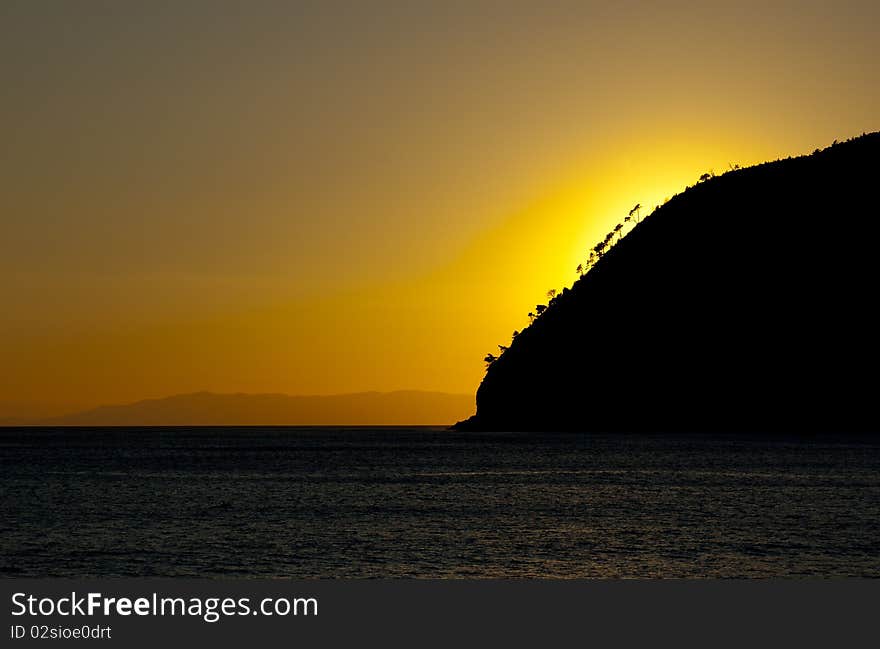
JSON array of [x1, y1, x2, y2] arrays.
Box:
[[2, 427, 879, 578]]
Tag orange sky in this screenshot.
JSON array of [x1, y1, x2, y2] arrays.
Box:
[[2, 1, 878, 417]]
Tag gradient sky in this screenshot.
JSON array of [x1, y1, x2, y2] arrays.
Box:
[[2, 1, 878, 417]]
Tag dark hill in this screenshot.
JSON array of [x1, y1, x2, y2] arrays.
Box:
[[456, 133, 880, 432]]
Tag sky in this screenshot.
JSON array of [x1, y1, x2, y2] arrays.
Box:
[[2, 1, 878, 418]]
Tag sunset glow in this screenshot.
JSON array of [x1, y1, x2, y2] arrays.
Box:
[[2, 1, 877, 419]]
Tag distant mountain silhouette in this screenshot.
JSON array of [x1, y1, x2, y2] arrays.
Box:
[[11, 391, 474, 426], [456, 133, 880, 432]]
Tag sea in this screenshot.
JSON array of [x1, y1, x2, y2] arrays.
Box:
[[2, 427, 878, 578]]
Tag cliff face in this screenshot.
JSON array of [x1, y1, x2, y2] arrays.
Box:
[[457, 133, 880, 432]]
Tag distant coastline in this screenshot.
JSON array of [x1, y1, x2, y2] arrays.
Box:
[[3, 390, 474, 427]]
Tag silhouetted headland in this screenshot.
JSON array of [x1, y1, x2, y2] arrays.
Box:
[[455, 133, 880, 432]]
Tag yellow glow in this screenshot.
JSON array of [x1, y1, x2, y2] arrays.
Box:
[[1, 3, 877, 420], [0, 132, 847, 419]]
